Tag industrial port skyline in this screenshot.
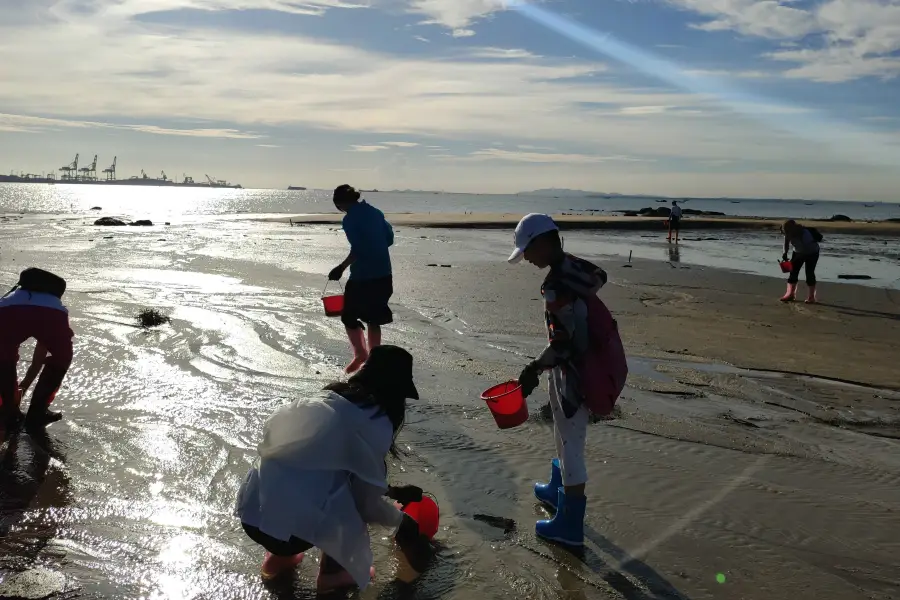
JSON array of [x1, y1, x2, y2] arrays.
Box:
[[1, 153, 242, 188]]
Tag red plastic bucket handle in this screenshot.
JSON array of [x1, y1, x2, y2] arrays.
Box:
[[481, 382, 522, 402], [322, 278, 343, 297]]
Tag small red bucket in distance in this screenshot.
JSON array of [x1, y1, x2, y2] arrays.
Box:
[[402, 497, 440, 539], [481, 381, 528, 429], [322, 294, 344, 317], [779, 260, 793, 274]]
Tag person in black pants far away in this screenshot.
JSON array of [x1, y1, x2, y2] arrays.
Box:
[[329, 184, 395, 374], [780, 219, 821, 304]]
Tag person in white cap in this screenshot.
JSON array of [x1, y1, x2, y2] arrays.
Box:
[[508, 213, 607, 547]]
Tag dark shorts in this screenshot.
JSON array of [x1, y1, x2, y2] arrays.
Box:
[[341, 276, 393, 329], [241, 522, 344, 572], [669, 216, 681, 230]]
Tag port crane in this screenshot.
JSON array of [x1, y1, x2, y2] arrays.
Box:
[[205, 174, 228, 187], [78, 155, 98, 181], [103, 157, 117, 181], [59, 154, 78, 181]]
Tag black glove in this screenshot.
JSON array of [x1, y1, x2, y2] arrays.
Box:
[[386, 485, 423, 507], [782, 253, 789, 262], [395, 514, 433, 573], [328, 265, 345, 281], [518, 362, 541, 399]]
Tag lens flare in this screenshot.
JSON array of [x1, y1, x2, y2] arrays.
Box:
[[503, 0, 900, 169]]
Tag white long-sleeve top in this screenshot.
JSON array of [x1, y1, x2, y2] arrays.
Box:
[[234, 391, 404, 589]]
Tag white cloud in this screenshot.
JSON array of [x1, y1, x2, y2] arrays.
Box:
[[350, 145, 390, 152], [468, 47, 539, 59], [380, 141, 420, 147], [674, 0, 815, 39], [619, 106, 672, 115], [452, 28, 476, 37], [407, 0, 508, 29], [669, 0, 900, 82], [413, 35, 430, 42], [0, 112, 261, 138]]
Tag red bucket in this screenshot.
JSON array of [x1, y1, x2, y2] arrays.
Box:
[[779, 260, 793, 274], [321, 280, 344, 317], [322, 294, 344, 317], [402, 496, 440, 539], [481, 381, 528, 429]]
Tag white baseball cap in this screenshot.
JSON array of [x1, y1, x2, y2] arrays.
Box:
[[508, 213, 559, 264]]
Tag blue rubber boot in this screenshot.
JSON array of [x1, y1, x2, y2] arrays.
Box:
[[535, 489, 585, 547], [534, 458, 562, 509]]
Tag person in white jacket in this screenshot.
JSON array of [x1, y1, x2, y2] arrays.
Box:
[[234, 345, 431, 592]]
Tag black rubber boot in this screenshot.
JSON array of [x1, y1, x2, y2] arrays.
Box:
[[24, 364, 66, 430]]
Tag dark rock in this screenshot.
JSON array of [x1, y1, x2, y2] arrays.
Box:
[[130, 220, 153, 226], [829, 214, 852, 222], [885, 218, 900, 223], [94, 217, 128, 226], [638, 206, 671, 217], [622, 211, 640, 217], [838, 274, 872, 280], [90, 206, 102, 210], [684, 209, 726, 216]]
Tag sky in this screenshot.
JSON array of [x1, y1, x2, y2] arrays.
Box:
[[1, 0, 900, 200]]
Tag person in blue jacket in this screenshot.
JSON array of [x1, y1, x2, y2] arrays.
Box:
[[329, 185, 395, 373]]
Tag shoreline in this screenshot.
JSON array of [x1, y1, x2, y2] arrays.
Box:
[[271, 212, 900, 236]]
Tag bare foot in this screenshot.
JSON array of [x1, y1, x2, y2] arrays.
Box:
[[345, 354, 368, 374]]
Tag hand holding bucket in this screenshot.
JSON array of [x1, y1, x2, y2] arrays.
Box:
[[778, 259, 793, 274], [481, 381, 528, 429]]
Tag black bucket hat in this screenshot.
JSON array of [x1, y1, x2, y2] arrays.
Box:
[[352, 345, 419, 400]]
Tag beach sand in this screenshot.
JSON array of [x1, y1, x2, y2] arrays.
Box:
[[1, 217, 898, 600], [275, 212, 900, 236]]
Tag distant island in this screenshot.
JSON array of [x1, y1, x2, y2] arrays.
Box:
[[516, 188, 840, 203], [287, 185, 307, 191]]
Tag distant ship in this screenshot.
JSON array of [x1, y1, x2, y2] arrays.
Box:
[[0, 154, 241, 188], [287, 186, 307, 190]]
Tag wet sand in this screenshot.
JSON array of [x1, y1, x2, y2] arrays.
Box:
[[275, 212, 900, 236], [1, 217, 898, 600]]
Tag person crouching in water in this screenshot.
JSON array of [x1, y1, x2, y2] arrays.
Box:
[[329, 184, 395, 374], [234, 345, 432, 591], [0, 268, 74, 430], [780, 219, 821, 304], [509, 214, 607, 547]]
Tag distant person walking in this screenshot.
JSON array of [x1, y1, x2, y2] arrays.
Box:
[[780, 219, 822, 304], [329, 185, 395, 374], [667, 201, 683, 243]]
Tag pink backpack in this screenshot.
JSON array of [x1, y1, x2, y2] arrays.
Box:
[[577, 294, 628, 416]]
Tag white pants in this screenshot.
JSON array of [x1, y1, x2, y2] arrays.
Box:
[[548, 371, 589, 486]]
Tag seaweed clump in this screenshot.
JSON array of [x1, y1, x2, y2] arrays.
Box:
[[137, 308, 171, 328]]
